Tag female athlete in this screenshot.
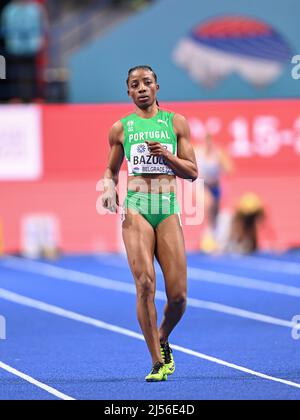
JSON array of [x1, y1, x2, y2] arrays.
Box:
[[197, 133, 233, 233], [102, 65, 198, 382]]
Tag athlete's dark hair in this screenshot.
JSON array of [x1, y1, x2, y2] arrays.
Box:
[[126, 65, 158, 86], [126, 65, 159, 107]]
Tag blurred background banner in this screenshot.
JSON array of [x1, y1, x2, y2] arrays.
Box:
[[0, 100, 299, 254], [68, 0, 300, 103]]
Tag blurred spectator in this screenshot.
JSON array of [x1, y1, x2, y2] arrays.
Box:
[[1, 0, 48, 102], [226, 193, 265, 254], [197, 133, 233, 251]]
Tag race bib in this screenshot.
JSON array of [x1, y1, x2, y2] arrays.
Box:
[[127, 143, 175, 176]]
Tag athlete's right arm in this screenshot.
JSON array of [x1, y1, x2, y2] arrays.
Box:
[[102, 121, 125, 213]]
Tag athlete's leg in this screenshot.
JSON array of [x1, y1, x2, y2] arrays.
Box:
[[122, 209, 163, 365], [155, 215, 187, 344], [205, 186, 220, 231], [208, 196, 220, 230]]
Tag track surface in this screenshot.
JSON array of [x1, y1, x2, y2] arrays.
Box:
[[0, 252, 300, 400]]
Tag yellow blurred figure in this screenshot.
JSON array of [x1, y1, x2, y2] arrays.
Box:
[[237, 193, 264, 216], [201, 232, 219, 253]]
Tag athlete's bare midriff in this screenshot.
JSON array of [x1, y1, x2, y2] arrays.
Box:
[[128, 175, 177, 194]]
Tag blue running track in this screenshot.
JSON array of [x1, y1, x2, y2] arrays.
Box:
[[0, 252, 300, 400]]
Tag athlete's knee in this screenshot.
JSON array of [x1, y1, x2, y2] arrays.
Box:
[[135, 271, 155, 300], [168, 292, 187, 309]]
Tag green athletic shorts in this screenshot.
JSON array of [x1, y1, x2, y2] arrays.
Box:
[[123, 191, 181, 229]]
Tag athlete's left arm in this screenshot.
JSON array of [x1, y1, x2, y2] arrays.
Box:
[[153, 114, 198, 181], [146, 114, 198, 181]]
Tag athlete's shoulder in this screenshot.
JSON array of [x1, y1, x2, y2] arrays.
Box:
[[120, 111, 136, 123], [158, 108, 175, 118], [173, 113, 189, 135], [109, 120, 124, 145], [173, 113, 188, 125], [110, 120, 123, 133], [157, 108, 176, 126]]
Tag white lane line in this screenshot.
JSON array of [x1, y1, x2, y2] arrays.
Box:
[[186, 298, 297, 330], [188, 267, 300, 298], [0, 288, 300, 391], [82, 254, 300, 297], [168, 345, 300, 391], [191, 255, 300, 276], [94, 253, 300, 276], [0, 361, 75, 401], [1, 257, 297, 330], [244, 256, 300, 275]]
